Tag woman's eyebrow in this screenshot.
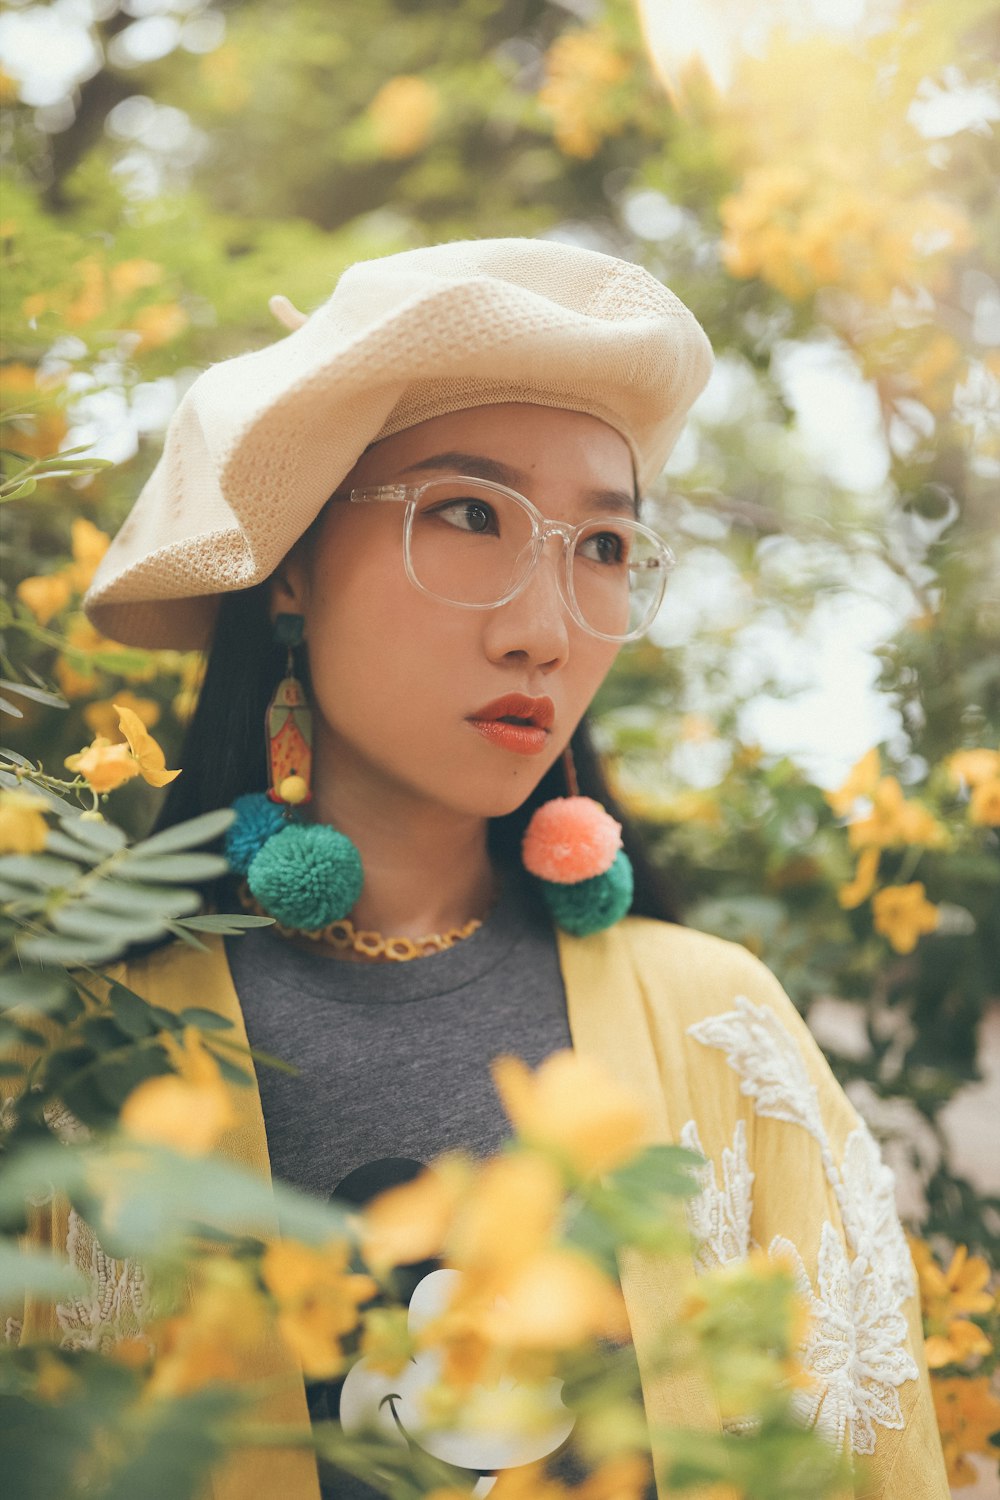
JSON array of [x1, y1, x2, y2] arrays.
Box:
[[400, 450, 638, 516]]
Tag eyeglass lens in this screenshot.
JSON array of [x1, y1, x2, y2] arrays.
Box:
[[405, 480, 667, 639]]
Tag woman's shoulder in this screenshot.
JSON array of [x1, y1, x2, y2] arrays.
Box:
[[614, 915, 860, 1139], [615, 914, 799, 1024]]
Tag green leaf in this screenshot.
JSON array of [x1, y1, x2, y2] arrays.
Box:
[[0, 855, 84, 890], [0, 877, 46, 904], [163, 921, 209, 951], [0, 680, 68, 711], [0, 970, 72, 1015], [58, 816, 127, 854], [177, 1007, 234, 1031], [18, 933, 125, 966], [173, 913, 273, 932], [607, 1143, 705, 1200], [0, 1018, 45, 1049], [0, 1241, 85, 1307], [79, 1015, 129, 1051], [50, 905, 167, 946], [80, 882, 200, 919], [0, 749, 33, 769], [113, 853, 228, 883], [41, 831, 106, 864], [108, 984, 158, 1039], [0, 1138, 353, 1257], [133, 809, 235, 856], [0, 699, 23, 719]]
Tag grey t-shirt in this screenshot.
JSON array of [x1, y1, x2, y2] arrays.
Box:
[[224, 872, 582, 1497]]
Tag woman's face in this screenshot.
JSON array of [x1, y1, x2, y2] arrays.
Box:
[[272, 403, 633, 820]]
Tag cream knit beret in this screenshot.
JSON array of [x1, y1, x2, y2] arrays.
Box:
[[84, 237, 714, 649]]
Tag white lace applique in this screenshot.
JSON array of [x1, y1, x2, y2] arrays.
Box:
[[838, 1124, 915, 1303], [688, 995, 918, 1457], [680, 1119, 754, 1274], [687, 996, 826, 1148], [771, 1223, 915, 1455], [56, 1210, 152, 1354]]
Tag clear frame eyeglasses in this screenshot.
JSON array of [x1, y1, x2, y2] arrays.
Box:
[[333, 475, 676, 643]]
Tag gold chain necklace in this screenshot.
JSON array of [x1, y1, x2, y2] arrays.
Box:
[[237, 882, 483, 962]]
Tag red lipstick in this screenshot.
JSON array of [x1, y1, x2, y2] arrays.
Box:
[[466, 693, 555, 757]]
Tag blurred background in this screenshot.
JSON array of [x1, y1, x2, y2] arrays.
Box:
[[1, 1, 998, 1486]]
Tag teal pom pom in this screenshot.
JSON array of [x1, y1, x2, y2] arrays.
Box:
[[247, 822, 363, 930], [538, 849, 633, 936], [225, 792, 291, 875]]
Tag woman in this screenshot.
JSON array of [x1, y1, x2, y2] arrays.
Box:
[[78, 239, 946, 1498]]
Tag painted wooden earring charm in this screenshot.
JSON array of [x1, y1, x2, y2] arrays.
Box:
[[223, 612, 364, 931], [267, 613, 313, 806]]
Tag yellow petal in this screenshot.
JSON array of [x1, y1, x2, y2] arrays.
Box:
[[114, 702, 181, 786], [492, 1051, 648, 1177]]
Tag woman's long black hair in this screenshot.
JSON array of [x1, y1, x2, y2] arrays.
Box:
[[152, 581, 683, 926]]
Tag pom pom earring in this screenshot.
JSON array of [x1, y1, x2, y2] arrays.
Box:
[[226, 613, 365, 930], [521, 746, 634, 936]]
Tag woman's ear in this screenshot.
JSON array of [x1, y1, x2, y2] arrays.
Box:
[[268, 546, 310, 624]]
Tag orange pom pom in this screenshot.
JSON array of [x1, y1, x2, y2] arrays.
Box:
[[522, 796, 622, 884]]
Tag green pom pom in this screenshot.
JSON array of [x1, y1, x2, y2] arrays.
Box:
[[225, 792, 291, 876], [247, 823, 363, 929], [538, 849, 633, 936]]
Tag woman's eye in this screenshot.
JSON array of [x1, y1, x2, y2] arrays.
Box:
[[435, 499, 497, 535], [579, 531, 625, 565]]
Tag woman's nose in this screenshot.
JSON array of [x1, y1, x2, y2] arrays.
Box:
[[481, 545, 570, 671]]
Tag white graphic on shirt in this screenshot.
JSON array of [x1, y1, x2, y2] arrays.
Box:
[[339, 1267, 575, 1493], [685, 995, 917, 1457]]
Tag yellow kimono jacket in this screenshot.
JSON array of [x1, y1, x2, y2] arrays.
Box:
[[12, 917, 948, 1499]]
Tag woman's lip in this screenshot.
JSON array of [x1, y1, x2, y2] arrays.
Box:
[[467, 693, 555, 730], [468, 720, 549, 756]]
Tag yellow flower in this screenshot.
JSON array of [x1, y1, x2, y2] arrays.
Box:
[[474, 1245, 628, 1350], [871, 883, 939, 954], [120, 1027, 235, 1156], [147, 1258, 268, 1397], [66, 517, 110, 593], [946, 749, 1000, 788], [449, 1153, 564, 1284], [825, 747, 880, 818], [368, 76, 439, 158], [847, 776, 946, 851], [110, 258, 162, 297], [0, 362, 67, 458], [837, 846, 880, 910], [262, 1239, 376, 1378], [131, 301, 189, 351], [0, 788, 50, 854], [362, 1154, 471, 1270], [970, 779, 1000, 827], [492, 1051, 648, 1178], [539, 28, 631, 158], [114, 702, 180, 787], [53, 615, 123, 699], [64, 736, 141, 793], [932, 1375, 1000, 1487], [66, 255, 107, 327], [910, 1238, 994, 1368], [925, 1321, 993, 1368], [83, 692, 160, 744], [358, 1305, 413, 1376], [16, 571, 73, 626]]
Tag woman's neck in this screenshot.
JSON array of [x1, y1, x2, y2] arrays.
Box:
[[306, 752, 498, 941]]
